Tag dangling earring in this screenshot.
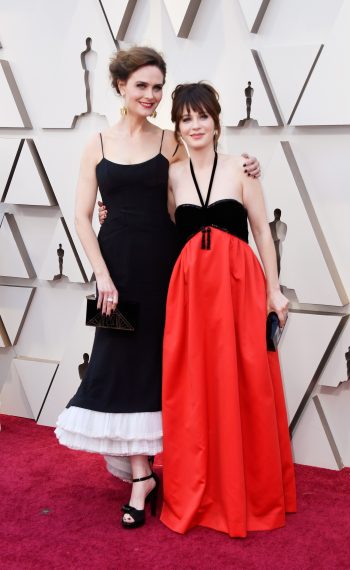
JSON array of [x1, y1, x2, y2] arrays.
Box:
[[213, 130, 218, 151], [120, 96, 127, 116], [151, 109, 157, 119]]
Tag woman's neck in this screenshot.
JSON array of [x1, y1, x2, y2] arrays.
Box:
[[118, 113, 150, 136], [188, 145, 216, 170]]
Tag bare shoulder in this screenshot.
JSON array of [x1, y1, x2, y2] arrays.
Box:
[[85, 131, 101, 150], [162, 128, 177, 146], [169, 157, 188, 180], [162, 128, 177, 154], [169, 157, 187, 174], [218, 152, 244, 172], [161, 129, 187, 162], [81, 132, 103, 166], [101, 123, 122, 135], [220, 152, 244, 166]]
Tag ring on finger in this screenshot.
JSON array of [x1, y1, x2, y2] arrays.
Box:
[[107, 297, 113, 302]]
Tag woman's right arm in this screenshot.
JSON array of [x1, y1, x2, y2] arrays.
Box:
[[75, 135, 118, 314]]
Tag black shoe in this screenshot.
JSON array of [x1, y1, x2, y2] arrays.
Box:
[[121, 472, 159, 529], [121, 458, 156, 513]]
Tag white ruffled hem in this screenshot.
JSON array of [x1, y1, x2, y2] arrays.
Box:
[[55, 406, 163, 459]]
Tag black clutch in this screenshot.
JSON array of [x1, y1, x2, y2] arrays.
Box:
[[86, 295, 139, 331], [266, 311, 286, 351]]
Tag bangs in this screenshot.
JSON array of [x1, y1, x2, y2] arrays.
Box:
[[171, 82, 221, 142], [182, 97, 210, 117]]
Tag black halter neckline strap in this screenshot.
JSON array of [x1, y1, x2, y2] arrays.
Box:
[[189, 151, 218, 249], [189, 151, 218, 208]]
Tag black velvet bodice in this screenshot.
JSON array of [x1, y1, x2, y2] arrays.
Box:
[[175, 198, 249, 245]]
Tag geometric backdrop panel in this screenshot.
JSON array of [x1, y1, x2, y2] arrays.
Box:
[[14, 213, 62, 277], [163, 0, 203, 38], [0, 0, 349, 473], [237, 0, 268, 33], [319, 318, 350, 388], [258, 45, 322, 124], [0, 213, 35, 278], [279, 312, 341, 422], [0, 138, 21, 196], [292, 0, 350, 125], [318, 383, 350, 467], [0, 360, 34, 420], [0, 285, 35, 345], [0, 317, 11, 348], [99, 0, 137, 40], [256, 0, 345, 44], [13, 287, 90, 362], [290, 138, 350, 297], [292, 397, 339, 470], [38, 300, 95, 427], [38, 217, 88, 284], [263, 144, 342, 305], [39, 0, 116, 128], [2, 139, 57, 206], [13, 357, 59, 421], [0, 60, 27, 127]]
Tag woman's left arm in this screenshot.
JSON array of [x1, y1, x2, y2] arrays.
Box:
[[242, 174, 288, 326]]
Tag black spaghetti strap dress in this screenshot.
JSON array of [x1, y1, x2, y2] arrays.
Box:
[[55, 131, 179, 481]]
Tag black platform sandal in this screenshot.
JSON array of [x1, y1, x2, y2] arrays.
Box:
[[121, 472, 159, 529], [121, 458, 156, 513]]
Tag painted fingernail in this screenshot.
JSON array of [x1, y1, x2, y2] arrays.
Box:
[[243, 163, 246, 167], [244, 169, 247, 173], [248, 173, 251, 176]]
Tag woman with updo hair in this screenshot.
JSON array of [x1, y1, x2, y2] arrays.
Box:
[[161, 82, 296, 538], [55, 47, 260, 530]]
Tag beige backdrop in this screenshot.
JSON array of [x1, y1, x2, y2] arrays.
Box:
[[0, 0, 349, 469]]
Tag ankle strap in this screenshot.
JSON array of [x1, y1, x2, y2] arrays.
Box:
[[132, 473, 153, 483]]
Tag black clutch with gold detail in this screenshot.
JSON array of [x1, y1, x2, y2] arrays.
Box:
[[86, 295, 139, 331]]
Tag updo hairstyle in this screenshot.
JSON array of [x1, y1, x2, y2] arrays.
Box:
[[109, 46, 167, 94]]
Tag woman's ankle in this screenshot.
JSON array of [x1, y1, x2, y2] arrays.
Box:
[[130, 455, 153, 480]]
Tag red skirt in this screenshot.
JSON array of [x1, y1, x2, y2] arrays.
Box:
[[161, 228, 296, 537]]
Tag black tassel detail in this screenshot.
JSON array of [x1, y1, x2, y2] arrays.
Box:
[[201, 227, 211, 250], [207, 226, 211, 250], [201, 227, 206, 249]]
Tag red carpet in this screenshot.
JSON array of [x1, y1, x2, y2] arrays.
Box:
[[0, 414, 349, 570]]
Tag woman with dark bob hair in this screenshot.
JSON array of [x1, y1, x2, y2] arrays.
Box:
[[161, 82, 296, 538], [55, 46, 260, 530]]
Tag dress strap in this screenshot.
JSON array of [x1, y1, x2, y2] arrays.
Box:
[[172, 142, 179, 157], [189, 151, 218, 208], [159, 130, 165, 153], [99, 133, 104, 158]]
